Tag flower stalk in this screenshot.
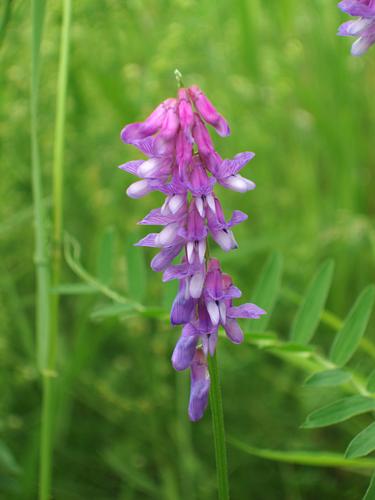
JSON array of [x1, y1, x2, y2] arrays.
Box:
[[208, 352, 230, 500]]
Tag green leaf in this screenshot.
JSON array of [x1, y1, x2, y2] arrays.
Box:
[[364, 474, 375, 500], [290, 260, 334, 344], [330, 285, 375, 366], [90, 303, 135, 321], [302, 395, 375, 429], [304, 369, 352, 388], [367, 369, 375, 393], [126, 232, 147, 303], [51, 283, 97, 295], [228, 437, 375, 470], [248, 252, 283, 333], [96, 226, 115, 285], [346, 422, 375, 459]]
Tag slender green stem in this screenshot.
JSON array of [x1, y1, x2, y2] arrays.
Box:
[[31, 0, 48, 371], [208, 352, 230, 500], [50, 0, 72, 366], [39, 2, 72, 499]]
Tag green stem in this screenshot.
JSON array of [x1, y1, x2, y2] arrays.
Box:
[[50, 0, 72, 367], [208, 352, 230, 500], [39, 2, 72, 499], [31, 0, 48, 371]]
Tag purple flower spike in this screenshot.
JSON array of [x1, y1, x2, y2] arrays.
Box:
[[338, 1, 375, 55], [119, 79, 265, 421]]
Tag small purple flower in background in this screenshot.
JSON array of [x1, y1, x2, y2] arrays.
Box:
[[338, 0, 375, 55], [120, 75, 265, 421]]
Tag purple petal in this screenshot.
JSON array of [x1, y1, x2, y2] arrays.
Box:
[[172, 324, 199, 371], [170, 285, 196, 325], [163, 263, 189, 282], [150, 244, 183, 272], [202, 331, 218, 357], [224, 319, 244, 344], [135, 233, 159, 247], [218, 174, 256, 193], [189, 85, 230, 137], [228, 210, 248, 227], [228, 303, 266, 319], [218, 152, 255, 178], [138, 208, 176, 226], [188, 348, 210, 421], [338, 1, 375, 17], [118, 160, 143, 175], [351, 34, 375, 55]]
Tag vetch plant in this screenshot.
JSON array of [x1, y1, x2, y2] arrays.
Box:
[[119, 71, 265, 498], [338, 0, 375, 55]]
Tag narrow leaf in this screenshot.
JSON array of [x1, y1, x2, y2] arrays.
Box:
[[228, 437, 375, 470], [346, 422, 375, 459], [96, 226, 115, 285], [304, 369, 351, 388], [367, 369, 375, 393], [364, 474, 375, 500], [248, 252, 283, 332], [330, 285, 375, 366], [290, 260, 334, 344], [302, 395, 375, 429]]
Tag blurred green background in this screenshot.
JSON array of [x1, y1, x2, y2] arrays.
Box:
[[1, 0, 375, 498]]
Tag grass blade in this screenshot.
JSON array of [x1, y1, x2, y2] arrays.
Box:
[[330, 285, 375, 366], [302, 395, 375, 429], [290, 260, 334, 344]]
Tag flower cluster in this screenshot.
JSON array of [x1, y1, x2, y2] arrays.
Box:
[[338, 0, 375, 55], [120, 83, 265, 421]]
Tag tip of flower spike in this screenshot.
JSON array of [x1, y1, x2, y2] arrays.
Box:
[[174, 68, 184, 88]]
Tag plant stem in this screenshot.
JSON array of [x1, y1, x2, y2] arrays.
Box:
[[50, 0, 72, 368], [31, 0, 48, 371], [39, 1, 72, 499], [208, 352, 230, 500]]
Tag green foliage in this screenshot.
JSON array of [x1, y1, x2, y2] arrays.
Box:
[[302, 396, 375, 429], [229, 438, 375, 470], [2, 0, 375, 498], [330, 285, 375, 366], [364, 475, 375, 500], [290, 260, 334, 344], [248, 252, 283, 333], [346, 422, 375, 459], [304, 369, 351, 388], [367, 370, 375, 393]]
